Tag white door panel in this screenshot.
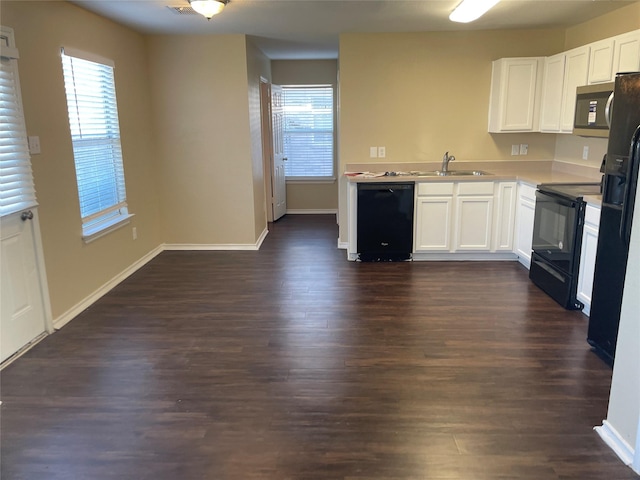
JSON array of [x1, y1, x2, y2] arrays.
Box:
[[1, 210, 47, 362], [271, 85, 286, 221]]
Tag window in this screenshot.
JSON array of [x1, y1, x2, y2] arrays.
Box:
[[282, 85, 334, 179], [61, 48, 130, 239], [0, 28, 37, 217]]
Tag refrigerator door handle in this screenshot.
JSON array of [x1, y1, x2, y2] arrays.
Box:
[[620, 126, 640, 244], [605, 92, 614, 129]]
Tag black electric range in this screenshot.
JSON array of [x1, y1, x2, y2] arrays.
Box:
[[529, 182, 601, 310]]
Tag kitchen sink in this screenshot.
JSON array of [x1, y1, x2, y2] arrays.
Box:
[[406, 170, 491, 177]]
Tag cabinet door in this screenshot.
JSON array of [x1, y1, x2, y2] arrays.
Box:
[[454, 195, 493, 251], [588, 38, 614, 84], [539, 53, 566, 132], [488, 58, 542, 132], [561, 46, 590, 133], [613, 30, 640, 74], [414, 196, 453, 251], [515, 184, 536, 268], [493, 182, 517, 251], [576, 205, 601, 316]]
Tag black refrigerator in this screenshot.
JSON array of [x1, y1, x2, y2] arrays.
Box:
[[587, 72, 640, 364]]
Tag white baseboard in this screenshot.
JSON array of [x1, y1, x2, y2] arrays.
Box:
[[337, 241, 348, 249], [255, 227, 269, 249], [286, 209, 338, 215], [164, 243, 260, 251], [53, 245, 164, 330], [595, 420, 635, 467]]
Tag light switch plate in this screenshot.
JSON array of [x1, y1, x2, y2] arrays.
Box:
[[583, 146, 589, 160], [369, 146, 378, 158], [378, 146, 386, 158], [28, 136, 41, 155], [519, 144, 528, 155], [511, 145, 519, 156]]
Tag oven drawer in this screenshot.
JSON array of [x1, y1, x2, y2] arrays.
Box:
[[529, 253, 583, 310]]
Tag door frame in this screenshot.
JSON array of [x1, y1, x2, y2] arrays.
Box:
[[260, 77, 275, 223]]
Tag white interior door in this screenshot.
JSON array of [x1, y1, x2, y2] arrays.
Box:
[[1, 209, 48, 362], [0, 26, 50, 363], [271, 85, 286, 221]]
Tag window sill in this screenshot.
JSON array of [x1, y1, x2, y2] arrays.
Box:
[[286, 177, 336, 184], [82, 213, 135, 244]]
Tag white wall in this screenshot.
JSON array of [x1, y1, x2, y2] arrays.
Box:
[[603, 178, 640, 472]]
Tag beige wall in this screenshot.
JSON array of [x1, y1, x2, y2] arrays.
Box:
[[1, 1, 162, 319], [564, 2, 640, 51], [146, 34, 259, 245], [337, 28, 565, 241], [245, 39, 271, 237], [271, 60, 339, 212]]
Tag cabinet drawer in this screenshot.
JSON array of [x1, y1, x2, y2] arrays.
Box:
[[457, 182, 494, 195], [584, 204, 601, 226], [417, 182, 454, 196], [518, 183, 537, 202]]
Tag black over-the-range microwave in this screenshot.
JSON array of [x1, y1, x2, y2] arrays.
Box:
[[573, 82, 614, 138]]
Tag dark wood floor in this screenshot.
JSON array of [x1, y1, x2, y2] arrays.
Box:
[[1, 214, 635, 479]]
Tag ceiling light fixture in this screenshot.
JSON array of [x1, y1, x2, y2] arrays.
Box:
[[449, 0, 500, 23], [189, 0, 228, 20]]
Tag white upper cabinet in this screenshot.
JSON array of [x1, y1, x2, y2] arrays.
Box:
[[488, 58, 543, 133], [588, 38, 615, 84], [612, 30, 640, 75], [539, 53, 566, 132], [560, 46, 590, 133]]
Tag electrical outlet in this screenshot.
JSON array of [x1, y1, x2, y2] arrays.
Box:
[[511, 145, 519, 156], [583, 146, 589, 160], [369, 146, 378, 158], [519, 144, 528, 155], [132, 227, 137, 240], [378, 146, 386, 158]]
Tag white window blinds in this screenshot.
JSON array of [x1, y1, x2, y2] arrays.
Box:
[[282, 86, 334, 178], [0, 40, 37, 217], [61, 48, 128, 235]]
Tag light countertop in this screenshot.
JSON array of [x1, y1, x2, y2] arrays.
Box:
[[345, 160, 603, 206]]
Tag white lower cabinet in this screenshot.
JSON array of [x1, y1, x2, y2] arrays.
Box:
[[414, 181, 516, 256], [493, 182, 517, 251], [514, 183, 537, 268], [454, 182, 494, 251], [577, 204, 601, 316], [414, 182, 454, 251]]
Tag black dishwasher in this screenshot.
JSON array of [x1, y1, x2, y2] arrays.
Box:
[[357, 183, 414, 261]]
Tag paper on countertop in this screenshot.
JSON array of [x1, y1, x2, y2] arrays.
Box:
[[344, 171, 393, 178]]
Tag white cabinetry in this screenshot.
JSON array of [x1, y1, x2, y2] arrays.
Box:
[[454, 182, 494, 251], [414, 181, 516, 258], [493, 182, 517, 251], [414, 182, 454, 252], [612, 30, 640, 74], [539, 53, 566, 132], [514, 183, 537, 269], [560, 46, 590, 132], [577, 204, 601, 316], [588, 38, 615, 84], [488, 57, 543, 133]]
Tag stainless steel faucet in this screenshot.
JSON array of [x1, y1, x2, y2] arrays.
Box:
[[441, 151, 455, 172]]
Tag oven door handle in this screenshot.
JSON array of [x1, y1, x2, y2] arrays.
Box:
[[535, 190, 577, 208]]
